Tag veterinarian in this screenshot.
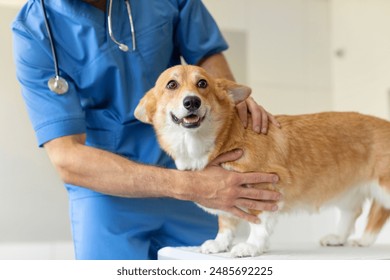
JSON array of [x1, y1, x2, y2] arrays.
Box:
[[12, 0, 281, 260]]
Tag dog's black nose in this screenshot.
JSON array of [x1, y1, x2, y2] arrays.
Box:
[[183, 96, 201, 111]]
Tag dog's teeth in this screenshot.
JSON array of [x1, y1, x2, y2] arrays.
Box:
[[183, 116, 200, 124]]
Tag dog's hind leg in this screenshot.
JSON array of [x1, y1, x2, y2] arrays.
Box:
[[350, 177, 390, 246], [320, 199, 364, 247], [350, 200, 390, 247]]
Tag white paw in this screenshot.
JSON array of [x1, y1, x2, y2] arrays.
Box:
[[200, 239, 230, 254], [348, 233, 377, 247], [348, 239, 369, 247], [348, 234, 375, 247], [230, 242, 265, 258], [320, 234, 346, 247]]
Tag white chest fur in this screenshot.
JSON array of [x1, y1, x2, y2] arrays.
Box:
[[168, 130, 232, 216], [162, 126, 216, 171]]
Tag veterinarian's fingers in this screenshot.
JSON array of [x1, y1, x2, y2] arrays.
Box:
[[245, 97, 262, 133], [260, 109, 269, 134], [236, 101, 248, 128], [229, 207, 261, 224], [235, 198, 279, 212], [209, 149, 243, 166], [238, 187, 281, 202], [246, 97, 281, 134], [239, 172, 279, 185], [268, 113, 281, 128]]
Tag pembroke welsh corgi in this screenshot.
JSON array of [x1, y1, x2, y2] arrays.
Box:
[[134, 65, 390, 257]]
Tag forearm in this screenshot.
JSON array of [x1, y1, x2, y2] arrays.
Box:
[[44, 134, 189, 199], [44, 134, 280, 223], [197, 53, 235, 81]]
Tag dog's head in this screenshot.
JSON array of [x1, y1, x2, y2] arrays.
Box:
[[134, 65, 252, 134]]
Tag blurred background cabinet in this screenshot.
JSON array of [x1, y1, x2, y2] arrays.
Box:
[[331, 0, 390, 119]]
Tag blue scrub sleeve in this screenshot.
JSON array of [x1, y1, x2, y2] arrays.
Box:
[[12, 21, 86, 147], [175, 0, 229, 65]]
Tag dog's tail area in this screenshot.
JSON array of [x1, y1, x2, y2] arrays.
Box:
[[356, 200, 390, 246]]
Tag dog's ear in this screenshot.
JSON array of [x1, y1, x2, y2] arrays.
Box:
[[216, 78, 252, 104], [134, 88, 157, 124]]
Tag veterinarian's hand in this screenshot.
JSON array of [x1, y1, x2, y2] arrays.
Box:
[[236, 97, 280, 134], [193, 149, 281, 224]]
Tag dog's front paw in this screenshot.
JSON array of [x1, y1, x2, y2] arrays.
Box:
[[200, 239, 230, 254], [230, 242, 265, 258], [320, 234, 346, 247]]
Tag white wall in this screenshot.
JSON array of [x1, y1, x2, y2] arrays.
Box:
[[0, 0, 25, 7], [204, 0, 332, 116]]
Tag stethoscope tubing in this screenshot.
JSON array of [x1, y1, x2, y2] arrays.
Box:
[[124, 0, 136, 51], [40, 0, 136, 95], [108, 0, 136, 52], [40, 0, 69, 94]]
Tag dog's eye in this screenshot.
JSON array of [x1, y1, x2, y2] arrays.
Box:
[[166, 80, 178, 90], [197, 79, 208, 89]]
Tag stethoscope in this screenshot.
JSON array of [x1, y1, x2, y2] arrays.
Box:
[[40, 0, 136, 95]]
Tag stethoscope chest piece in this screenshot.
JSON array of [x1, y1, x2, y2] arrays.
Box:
[[48, 75, 69, 95]]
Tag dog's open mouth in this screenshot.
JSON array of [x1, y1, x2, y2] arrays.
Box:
[[170, 112, 205, 129]]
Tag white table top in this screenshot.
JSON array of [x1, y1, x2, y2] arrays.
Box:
[[158, 243, 390, 260]]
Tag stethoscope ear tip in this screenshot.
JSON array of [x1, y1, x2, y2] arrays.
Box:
[[48, 76, 69, 95]]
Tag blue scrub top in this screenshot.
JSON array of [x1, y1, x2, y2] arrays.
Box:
[[12, 0, 228, 199]]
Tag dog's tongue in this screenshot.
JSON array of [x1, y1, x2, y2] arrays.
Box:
[[183, 115, 200, 124]]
